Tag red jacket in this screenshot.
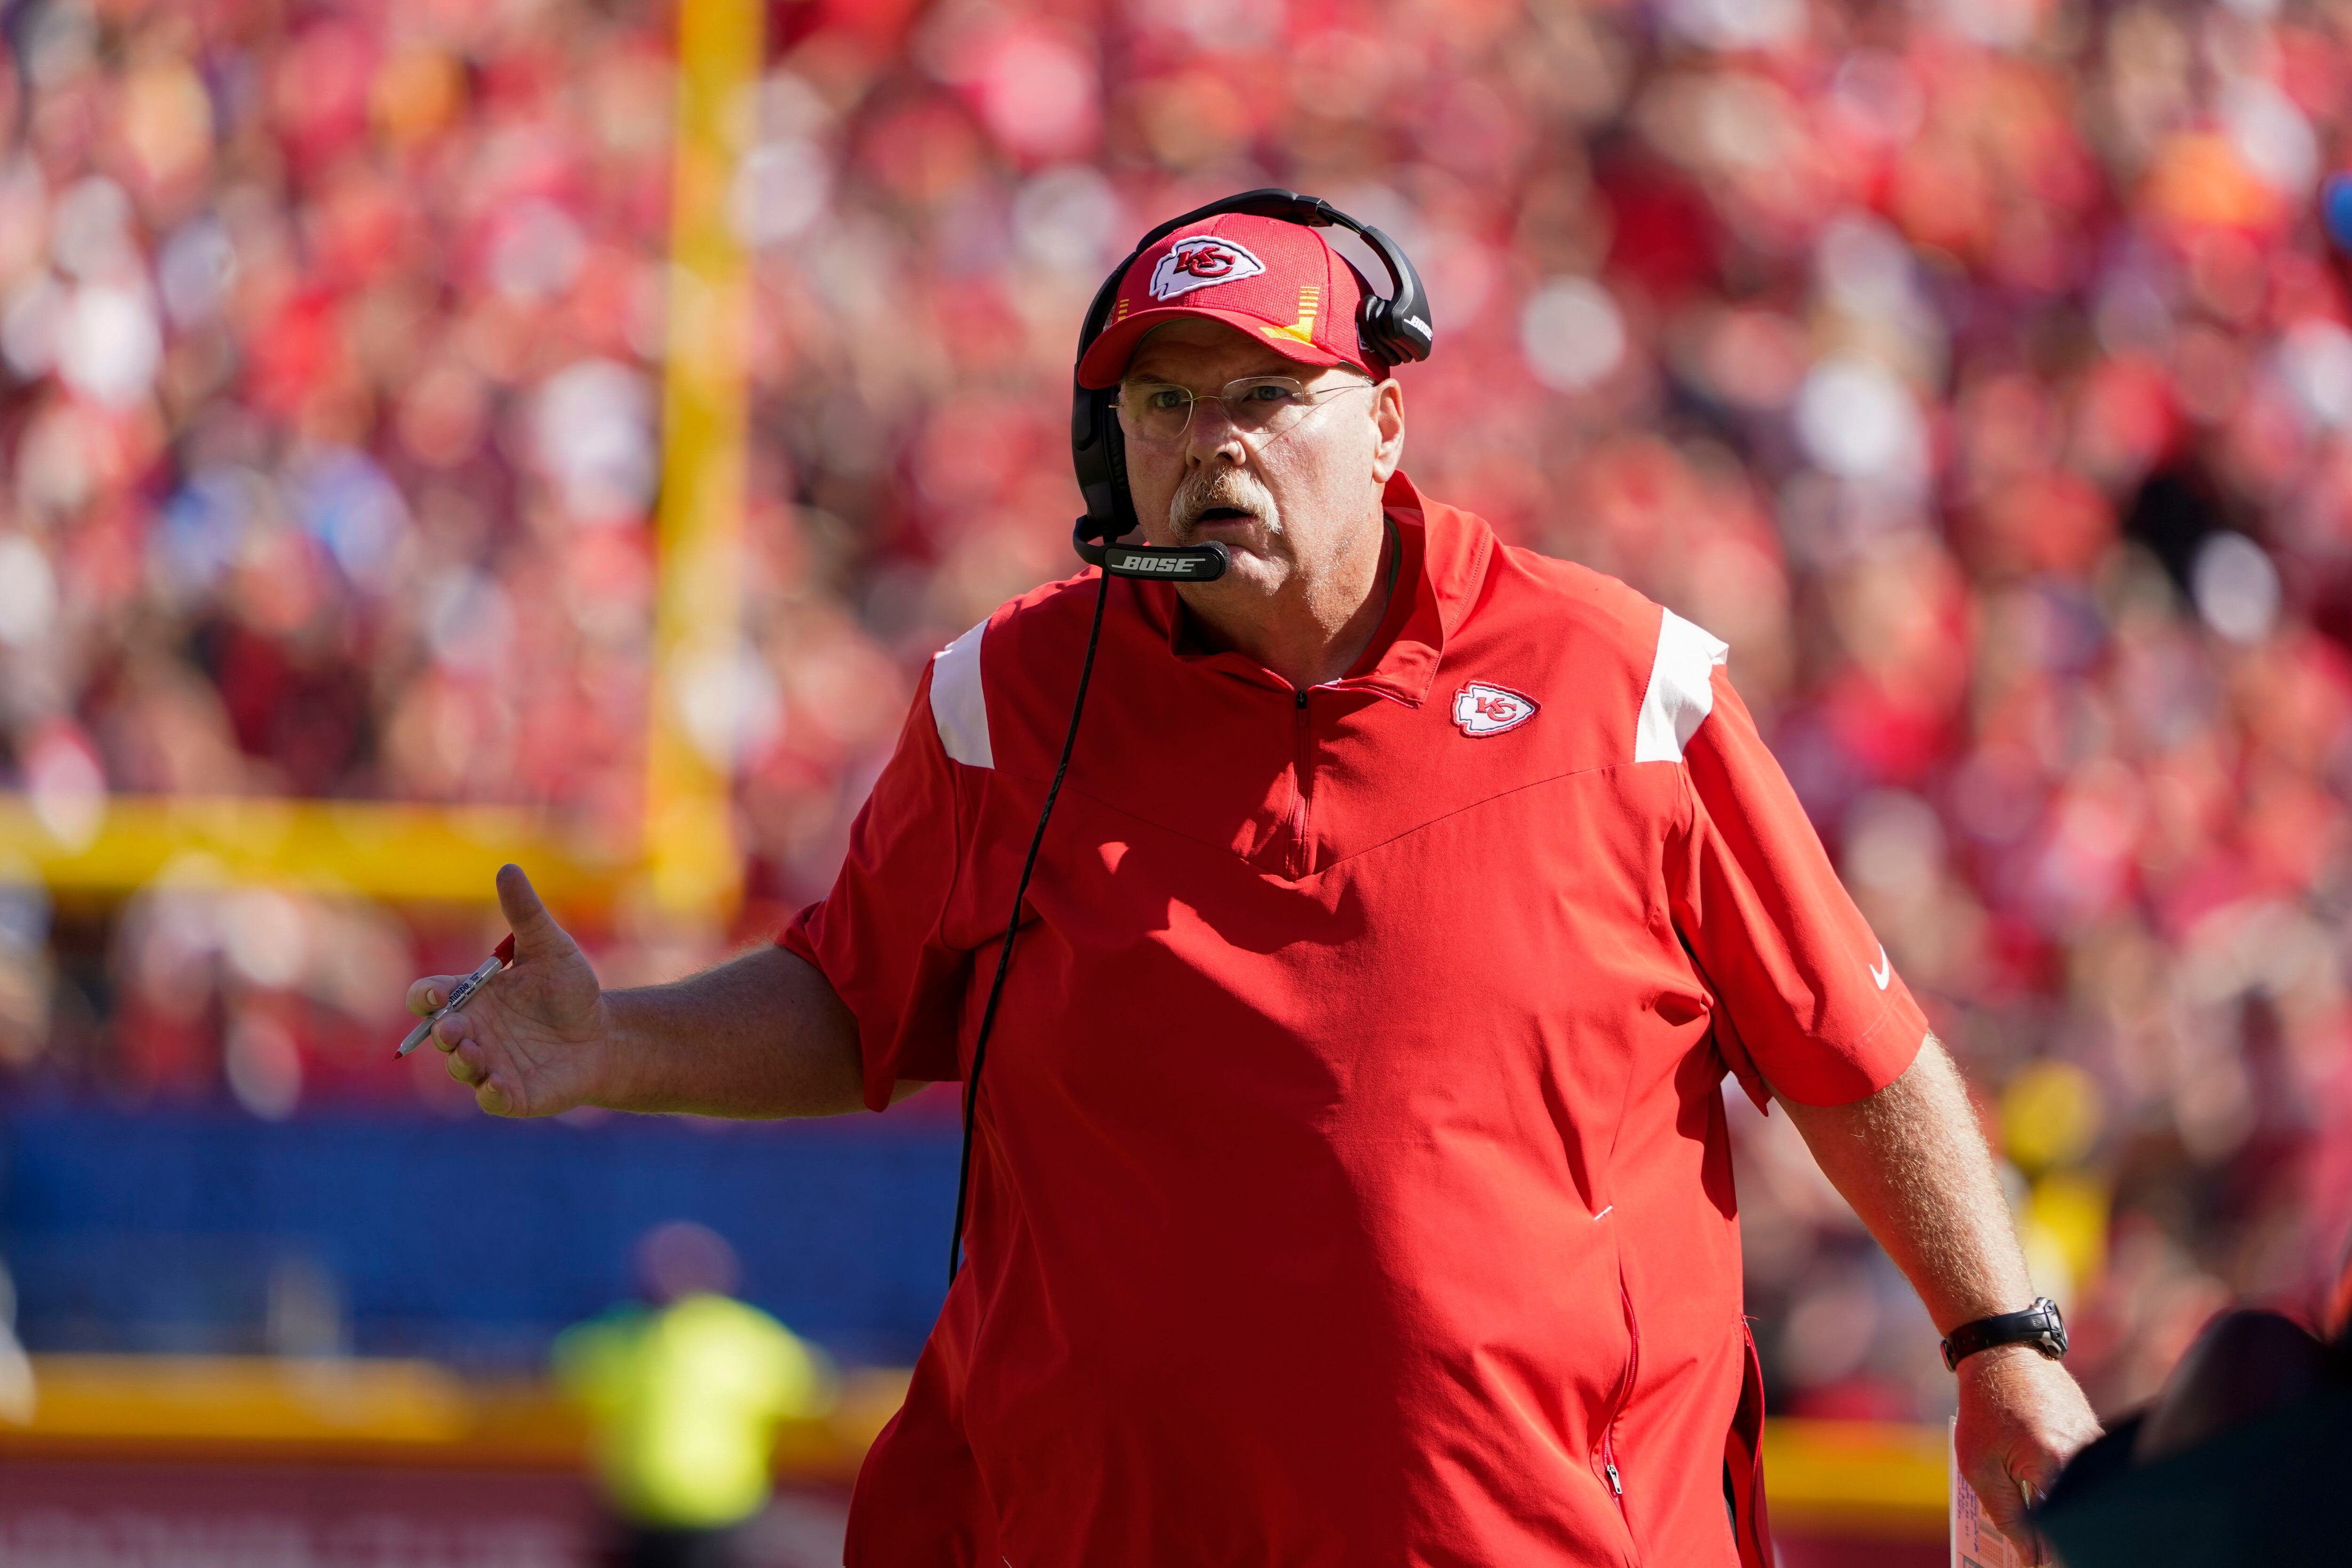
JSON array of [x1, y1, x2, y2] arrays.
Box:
[[784, 474, 1927, 1567]]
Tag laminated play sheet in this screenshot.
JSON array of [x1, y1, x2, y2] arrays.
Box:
[[1952, 1418, 2030, 1568]]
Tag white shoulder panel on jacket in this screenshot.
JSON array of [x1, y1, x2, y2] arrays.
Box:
[[1634, 607, 1730, 764], [930, 618, 992, 768]]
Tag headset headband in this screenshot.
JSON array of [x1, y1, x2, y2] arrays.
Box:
[[1069, 189, 1434, 579]]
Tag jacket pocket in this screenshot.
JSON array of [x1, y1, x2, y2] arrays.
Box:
[[1592, 1259, 1642, 1563]]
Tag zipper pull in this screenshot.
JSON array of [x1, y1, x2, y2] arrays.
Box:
[[1605, 1458, 1622, 1497], [1295, 689, 1308, 710]]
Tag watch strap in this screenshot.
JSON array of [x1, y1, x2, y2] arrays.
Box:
[[1941, 1297, 2068, 1371]]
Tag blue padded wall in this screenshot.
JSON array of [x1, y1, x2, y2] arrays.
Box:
[[0, 1107, 959, 1369]]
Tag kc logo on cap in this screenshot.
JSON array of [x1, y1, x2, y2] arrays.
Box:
[[1149, 236, 1267, 301], [1074, 212, 1375, 388]]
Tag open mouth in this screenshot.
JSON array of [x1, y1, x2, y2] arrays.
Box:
[[1192, 506, 1254, 526]]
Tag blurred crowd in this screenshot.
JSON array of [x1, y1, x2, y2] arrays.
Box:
[[5, 0, 2352, 1420]]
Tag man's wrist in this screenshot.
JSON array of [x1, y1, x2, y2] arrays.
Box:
[[1956, 1340, 2046, 1376], [1943, 1297, 2068, 1371], [585, 990, 644, 1111]]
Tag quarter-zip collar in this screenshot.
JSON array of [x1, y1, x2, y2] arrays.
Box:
[[1123, 470, 1494, 707]]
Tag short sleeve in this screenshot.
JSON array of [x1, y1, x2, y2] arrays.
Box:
[[1669, 664, 1927, 1108], [779, 661, 973, 1110]]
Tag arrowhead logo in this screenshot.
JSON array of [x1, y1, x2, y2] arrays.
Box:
[[1452, 683, 1538, 737], [1148, 236, 1267, 300], [1870, 943, 1891, 990]]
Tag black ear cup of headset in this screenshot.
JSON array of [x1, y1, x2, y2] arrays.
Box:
[[1069, 189, 1435, 578]]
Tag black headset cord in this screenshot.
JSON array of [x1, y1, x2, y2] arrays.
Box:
[[948, 567, 1113, 1284]]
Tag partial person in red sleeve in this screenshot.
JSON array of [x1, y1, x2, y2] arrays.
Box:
[[407, 196, 2099, 1567]]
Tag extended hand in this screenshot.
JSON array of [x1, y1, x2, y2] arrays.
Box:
[[405, 864, 612, 1117], [1954, 1344, 2102, 1563]]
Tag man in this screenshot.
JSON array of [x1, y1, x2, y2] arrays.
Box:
[[413, 208, 2099, 1565], [555, 1221, 830, 1568]]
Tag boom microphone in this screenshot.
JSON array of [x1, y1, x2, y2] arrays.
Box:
[[1101, 542, 1230, 579]]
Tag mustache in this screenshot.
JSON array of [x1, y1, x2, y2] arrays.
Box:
[[1167, 468, 1275, 536]]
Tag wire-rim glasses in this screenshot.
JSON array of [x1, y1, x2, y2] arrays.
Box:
[[1116, 374, 1374, 445]]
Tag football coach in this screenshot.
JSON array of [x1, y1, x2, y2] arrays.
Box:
[[412, 193, 2099, 1567]]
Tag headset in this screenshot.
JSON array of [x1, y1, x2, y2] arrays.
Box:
[[949, 191, 1434, 1282], [1069, 188, 1435, 586]]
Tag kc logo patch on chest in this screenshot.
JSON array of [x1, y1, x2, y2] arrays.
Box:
[[1452, 682, 1539, 736]]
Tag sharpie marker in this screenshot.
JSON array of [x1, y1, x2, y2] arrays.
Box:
[[397, 934, 515, 1058]]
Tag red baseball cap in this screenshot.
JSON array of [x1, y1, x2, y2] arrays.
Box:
[[1076, 212, 1385, 389]]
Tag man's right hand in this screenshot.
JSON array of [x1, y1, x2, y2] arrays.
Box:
[[406, 864, 612, 1117]]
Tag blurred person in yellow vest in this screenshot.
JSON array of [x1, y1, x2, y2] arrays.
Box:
[[555, 1220, 833, 1568]]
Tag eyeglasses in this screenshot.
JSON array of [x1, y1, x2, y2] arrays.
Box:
[[1115, 374, 1374, 445]]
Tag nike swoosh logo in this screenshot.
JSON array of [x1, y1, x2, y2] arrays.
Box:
[[1870, 944, 1891, 990]]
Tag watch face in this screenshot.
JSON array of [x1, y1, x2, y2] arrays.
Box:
[[2038, 1298, 2069, 1358]]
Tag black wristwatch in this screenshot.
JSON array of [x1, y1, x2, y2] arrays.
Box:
[[1941, 1297, 2068, 1371]]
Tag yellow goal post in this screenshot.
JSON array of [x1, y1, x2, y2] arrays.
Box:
[[0, 0, 763, 922]]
